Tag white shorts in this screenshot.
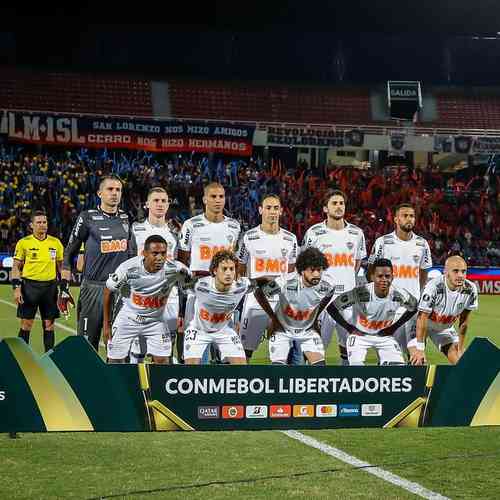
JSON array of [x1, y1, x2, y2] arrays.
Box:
[[183, 324, 246, 360], [239, 293, 278, 351], [346, 333, 405, 366], [407, 326, 459, 352], [269, 329, 325, 363], [108, 310, 172, 360], [184, 294, 196, 325], [130, 299, 177, 356], [318, 301, 351, 349]]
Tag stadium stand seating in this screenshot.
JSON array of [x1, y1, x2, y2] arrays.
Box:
[[169, 80, 372, 124], [0, 67, 153, 116], [429, 91, 500, 129]]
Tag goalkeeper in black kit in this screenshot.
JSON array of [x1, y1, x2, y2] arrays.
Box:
[[59, 175, 137, 351]]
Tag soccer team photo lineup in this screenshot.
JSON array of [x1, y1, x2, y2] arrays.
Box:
[[5, 176, 483, 368]]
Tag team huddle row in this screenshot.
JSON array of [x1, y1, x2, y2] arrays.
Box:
[[68, 179, 477, 367]]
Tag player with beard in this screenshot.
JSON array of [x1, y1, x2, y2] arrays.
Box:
[[368, 204, 431, 360], [237, 194, 297, 361], [254, 248, 334, 365], [410, 255, 478, 365], [302, 190, 366, 365], [327, 258, 417, 365]]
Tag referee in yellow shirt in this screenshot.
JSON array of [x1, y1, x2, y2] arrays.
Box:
[[11, 211, 64, 352]]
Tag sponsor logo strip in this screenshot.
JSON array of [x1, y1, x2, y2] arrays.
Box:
[[270, 404, 291, 418]]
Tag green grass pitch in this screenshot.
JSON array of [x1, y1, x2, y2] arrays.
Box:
[[1, 287, 499, 499]]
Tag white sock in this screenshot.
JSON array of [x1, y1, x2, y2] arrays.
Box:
[[129, 352, 145, 364]]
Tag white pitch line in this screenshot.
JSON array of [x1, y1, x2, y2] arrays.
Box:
[[282, 430, 450, 500], [0, 298, 77, 334]]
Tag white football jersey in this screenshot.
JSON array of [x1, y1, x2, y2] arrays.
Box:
[[418, 276, 478, 332], [333, 282, 417, 335], [190, 276, 251, 332], [106, 256, 189, 321], [263, 273, 335, 333], [178, 214, 241, 272], [132, 220, 178, 298], [132, 220, 178, 259], [302, 221, 366, 294], [368, 231, 432, 299], [237, 226, 298, 279]]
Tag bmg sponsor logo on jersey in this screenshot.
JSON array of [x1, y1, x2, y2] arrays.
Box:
[[245, 405, 268, 419], [361, 404, 383, 417], [197, 406, 220, 419], [339, 404, 360, 417], [100, 239, 128, 253], [222, 405, 244, 419]]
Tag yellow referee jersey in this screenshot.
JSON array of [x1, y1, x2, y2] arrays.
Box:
[[14, 235, 64, 281]]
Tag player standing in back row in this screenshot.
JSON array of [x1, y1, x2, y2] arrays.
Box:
[[61, 175, 136, 351], [129, 187, 180, 363], [368, 203, 431, 359], [237, 194, 297, 361], [302, 190, 366, 365], [177, 183, 240, 361]]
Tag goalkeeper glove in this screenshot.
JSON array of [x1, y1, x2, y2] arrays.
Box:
[[57, 279, 75, 318]]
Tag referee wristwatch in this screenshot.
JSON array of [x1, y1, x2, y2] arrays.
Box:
[[12, 278, 22, 289]]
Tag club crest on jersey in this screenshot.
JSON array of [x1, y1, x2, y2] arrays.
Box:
[[413, 255, 420, 263], [227, 235, 234, 244], [281, 248, 288, 257], [346, 242, 354, 250], [122, 223, 129, 232]]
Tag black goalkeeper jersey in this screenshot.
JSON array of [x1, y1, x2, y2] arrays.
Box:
[[63, 207, 137, 282]]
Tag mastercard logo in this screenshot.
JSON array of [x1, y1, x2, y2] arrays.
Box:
[[315, 404, 338, 417]]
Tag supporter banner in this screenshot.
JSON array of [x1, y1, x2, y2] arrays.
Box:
[[454, 135, 473, 154], [344, 129, 365, 147], [433, 135, 454, 153], [389, 130, 406, 153], [266, 126, 346, 148], [472, 136, 500, 154], [0, 110, 255, 156], [0, 337, 498, 432]]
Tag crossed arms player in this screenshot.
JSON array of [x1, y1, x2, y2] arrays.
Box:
[[183, 250, 249, 365], [410, 255, 478, 366], [103, 235, 190, 364], [327, 258, 417, 365], [237, 194, 298, 360], [302, 189, 366, 365], [254, 248, 335, 366], [368, 203, 432, 359]]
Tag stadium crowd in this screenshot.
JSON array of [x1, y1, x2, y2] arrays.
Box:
[[0, 143, 499, 266]]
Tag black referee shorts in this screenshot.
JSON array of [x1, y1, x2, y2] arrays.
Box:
[[17, 279, 60, 321]]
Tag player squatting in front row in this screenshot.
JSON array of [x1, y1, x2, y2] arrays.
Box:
[[100, 234, 477, 366]]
